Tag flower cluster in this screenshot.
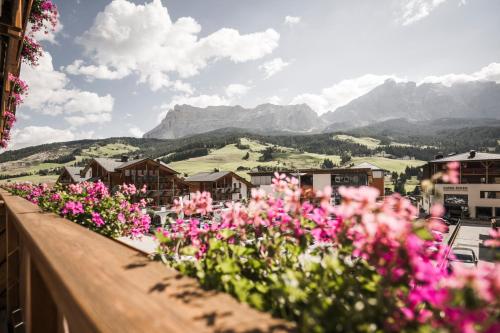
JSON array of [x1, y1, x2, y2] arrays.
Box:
[[4, 181, 151, 238], [8, 73, 29, 106], [29, 0, 58, 34], [21, 35, 43, 66], [1, 75, 28, 148], [155, 172, 499, 333], [0, 110, 16, 149]]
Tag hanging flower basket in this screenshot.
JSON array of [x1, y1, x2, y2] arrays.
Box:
[[29, 0, 58, 34], [21, 35, 43, 67], [8, 73, 29, 105]]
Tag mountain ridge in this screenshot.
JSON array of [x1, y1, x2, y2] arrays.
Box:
[[144, 80, 500, 139], [144, 103, 327, 139]]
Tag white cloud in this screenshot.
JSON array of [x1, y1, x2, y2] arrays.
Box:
[[420, 62, 500, 86], [259, 58, 290, 79], [21, 51, 114, 126], [291, 74, 402, 114], [63, 60, 130, 80], [267, 96, 282, 104], [157, 94, 230, 122], [396, 0, 470, 26], [8, 126, 93, 150], [172, 80, 194, 95], [69, 0, 279, 91], [398, 0, 447, 26], [284, 16, 301, 25], [225, 84, 250, 98], [128, 126, 144, 138]]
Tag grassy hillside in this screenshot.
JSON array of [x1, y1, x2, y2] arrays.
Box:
[[170, 138, 425, 179], [3, 122, 496, 184], [169, 139, 344, 179], [0, 135, 426, 184]]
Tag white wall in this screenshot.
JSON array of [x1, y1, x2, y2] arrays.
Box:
[[313, 174, 331, 191], [231, 177, 249, 200], [433, 183, 500, 218]]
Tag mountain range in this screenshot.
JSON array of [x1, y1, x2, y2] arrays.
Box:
[[144, 80, 500, 139]]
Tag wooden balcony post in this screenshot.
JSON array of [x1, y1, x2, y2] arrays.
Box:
[[0, 201, 6, 317], [27, 259, 58, 333]]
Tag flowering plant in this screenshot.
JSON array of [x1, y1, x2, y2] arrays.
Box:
[[21, 35, 43, 67], [0, 130, 11, 149], [29, 0, 58, 34], [155, 164, 499, 332], [5, 181, 151, 238], [8, 73, 28, 106]]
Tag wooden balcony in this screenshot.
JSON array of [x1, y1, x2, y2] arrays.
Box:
[[0, 189, 294, 333]]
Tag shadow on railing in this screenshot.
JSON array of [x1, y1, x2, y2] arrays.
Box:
[[0, 189, 295, 333]]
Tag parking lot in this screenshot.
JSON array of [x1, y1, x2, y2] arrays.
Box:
[[452, 221, 498, 267]]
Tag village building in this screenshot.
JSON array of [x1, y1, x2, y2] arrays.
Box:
[[249, 165, 385, 199], [57, 166, 91, 185], [423, 150, 500, 219], [184, 171, 251, 202], [59, 156, 189, 206]]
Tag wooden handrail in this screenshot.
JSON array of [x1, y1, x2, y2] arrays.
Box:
[[0, 189, 295, 333]]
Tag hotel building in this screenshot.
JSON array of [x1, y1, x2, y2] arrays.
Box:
[[423, 151, 500, 219]]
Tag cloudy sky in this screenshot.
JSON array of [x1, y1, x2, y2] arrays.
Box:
[[8, 0, 500, 149]]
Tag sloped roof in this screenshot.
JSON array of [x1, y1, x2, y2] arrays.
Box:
[[114, 158, 148, 169], [114, 158, 179, 174], [352, 162, 385, 171], [185, 171, 232, 182], [430, 152, 500, 163], [93, 158, 124, 172], [64, 166, 89, 183]]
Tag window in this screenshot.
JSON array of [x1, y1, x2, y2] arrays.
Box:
[[480, 191, 500, 199], [252, 176, 272, 186], [476, 206, 493, 218], [301, 175, 313, 186], [125, 170, 130, 176], [131, 170, 136, 176]]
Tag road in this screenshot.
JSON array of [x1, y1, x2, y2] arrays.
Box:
[[451, 221, 497, 268]]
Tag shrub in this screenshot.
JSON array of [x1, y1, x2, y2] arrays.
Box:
[[155, 163, 498, 332]]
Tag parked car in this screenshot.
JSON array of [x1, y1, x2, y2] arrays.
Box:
[[447, 247, 478, 270], [444, 215, 460, 225]]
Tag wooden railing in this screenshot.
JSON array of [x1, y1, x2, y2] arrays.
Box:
[[0, 189, 295, 333]]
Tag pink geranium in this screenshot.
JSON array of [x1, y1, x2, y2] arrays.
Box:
[[29, 0, 58, 34]]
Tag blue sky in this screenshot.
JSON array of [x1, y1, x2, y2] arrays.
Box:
[[8, 0, 500, 149]]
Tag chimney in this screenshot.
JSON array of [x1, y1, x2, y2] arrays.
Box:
[[468, 150, 476, 159], [121, 155, 129, 162], [434, 153, 444, 160]]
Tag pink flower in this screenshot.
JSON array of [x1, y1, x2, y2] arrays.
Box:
[[61, 201, 84, 215], [29, 0, 59, 34], [21, 35, 43, 66], [442, 161, 460, 184], [91, 212, 105, 227], [484, 229, 500, 248]]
